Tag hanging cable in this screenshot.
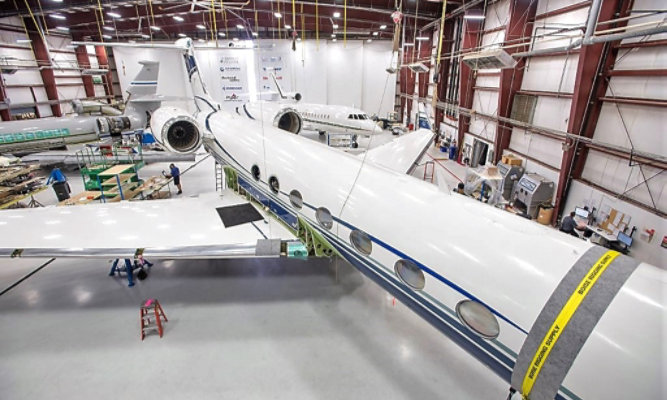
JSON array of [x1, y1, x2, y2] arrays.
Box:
[[254, 8, 259, 37], [291, 0, 296, 32], [22, 0, 46, 43], [315, 0, 319, 50], [210, 0, 217, 43], [147, 0, 155, 27], [36, 0, 48, 35], [301, 2, 305, 62], [220, 0, 229, 40], [431, 0, 447, 116], [93, 3, 104, 42], [344, 0, 347, 47], [97, 0, 104, 25]]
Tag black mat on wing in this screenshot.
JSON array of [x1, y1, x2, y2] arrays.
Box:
[[216, 203, 264, 228]]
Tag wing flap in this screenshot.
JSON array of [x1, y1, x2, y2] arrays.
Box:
[[0, 190, 294, 259], [361, 129, 434, 174]]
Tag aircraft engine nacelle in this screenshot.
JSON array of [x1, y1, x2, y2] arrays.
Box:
[[150, 106, 202, 154], [96, 116, 132, 138], [273, 107, 302, 134]]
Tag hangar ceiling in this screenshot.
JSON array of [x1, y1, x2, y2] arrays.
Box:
[[0, 0, 469, 42]]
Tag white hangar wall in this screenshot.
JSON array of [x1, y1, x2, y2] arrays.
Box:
[[112, 39, 395, 117]]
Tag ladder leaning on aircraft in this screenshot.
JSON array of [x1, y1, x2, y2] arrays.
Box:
[[2, 38, 664, 400]]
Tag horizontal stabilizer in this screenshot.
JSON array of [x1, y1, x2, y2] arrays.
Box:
[[360, 129, 434, 174]]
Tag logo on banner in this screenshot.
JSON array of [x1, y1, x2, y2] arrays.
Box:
[[220, 66, 241, 72], [221, 75, 240, 82]]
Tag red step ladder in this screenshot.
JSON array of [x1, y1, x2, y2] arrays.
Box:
[[140, 298, 168, 340]]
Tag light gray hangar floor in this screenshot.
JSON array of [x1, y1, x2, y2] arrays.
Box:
[[0, 133, 507, 399]]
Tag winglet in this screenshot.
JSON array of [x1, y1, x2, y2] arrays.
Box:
[[360, 129, 435, 174]]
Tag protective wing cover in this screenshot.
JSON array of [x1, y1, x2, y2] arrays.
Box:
[[360, 128, 434, 174], [0, 190, 294, 259]]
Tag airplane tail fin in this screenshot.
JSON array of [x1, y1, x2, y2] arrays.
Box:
[[126, 61, 159, 97], [124, 61, 162, 117], [176, 38, 219, 112]]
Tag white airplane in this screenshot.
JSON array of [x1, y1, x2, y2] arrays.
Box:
[[0, 61, 162, 154], [240, 74, 383, 148], [0, 39, 664, 400]]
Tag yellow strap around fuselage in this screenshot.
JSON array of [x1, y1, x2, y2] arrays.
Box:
[[522, 250, 620, 398]]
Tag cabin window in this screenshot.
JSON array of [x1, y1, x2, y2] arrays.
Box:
[[316, 207, 333, 230], [251, 165, 260, 181], [455, 300, 500, 340], [289, 190, 303, 209], [394, 259, 425, 290], [350, 230, 372, 255], [348, 114, 353, 119], [268, 176, 280, 194]]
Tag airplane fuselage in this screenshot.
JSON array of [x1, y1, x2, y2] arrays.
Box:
[[197, 107, 663, 400], [242, 101, 383, 137]]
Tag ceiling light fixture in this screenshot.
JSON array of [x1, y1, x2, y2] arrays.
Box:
[[150, 26, 160, 31], [16, 39, 32, 44], [284, 24, 291, 29], [218, 32, 226, 37], [103, 26, 114, 31], [404, 43, 414, 47], [50, 14, 66, 20], [332, 24, 338, 29], [416, 36, 429, 41], [333, 12, 340, 18], [331, 34, 335, 38], [141, 34, 149, 39], [380, 24, 387, 30], [52, 0, 64, 2], [463, 14, 485, 20], [56, 26, 69, 32], [332, 38, 337, 42], [252, 32, 258, 37], [367, 39, 372, 43], [236, 24, 244, 29], [372, 32, 378, 36], [196, 24, 206, 29], [178, 33, 186, 37], [102, 34, 112, 39], [173, 16, 184, 22], [107, 12, 121, 18], [274, 12, 282, 18], [233, 37, 239, 41]]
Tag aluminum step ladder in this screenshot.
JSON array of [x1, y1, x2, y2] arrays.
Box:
[[215, 161, 225, 192]]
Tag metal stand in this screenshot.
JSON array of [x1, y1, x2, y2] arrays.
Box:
[[109, 258, 154, 287], [27, 195, 44, 208]]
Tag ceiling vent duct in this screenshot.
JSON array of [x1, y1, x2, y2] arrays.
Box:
[[462, 49, 517, 70]]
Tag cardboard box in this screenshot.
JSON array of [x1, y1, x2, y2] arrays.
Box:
[[502, 154, 523, 166]]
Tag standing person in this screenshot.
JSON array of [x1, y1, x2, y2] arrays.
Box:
[[164, 163, 182, 195]]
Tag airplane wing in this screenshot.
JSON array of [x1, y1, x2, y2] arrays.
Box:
[[360, 128, 434, 174], [0, 190, 296, 259]]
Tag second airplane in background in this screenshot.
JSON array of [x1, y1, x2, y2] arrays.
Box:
[[240, 74, 382, 148]]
